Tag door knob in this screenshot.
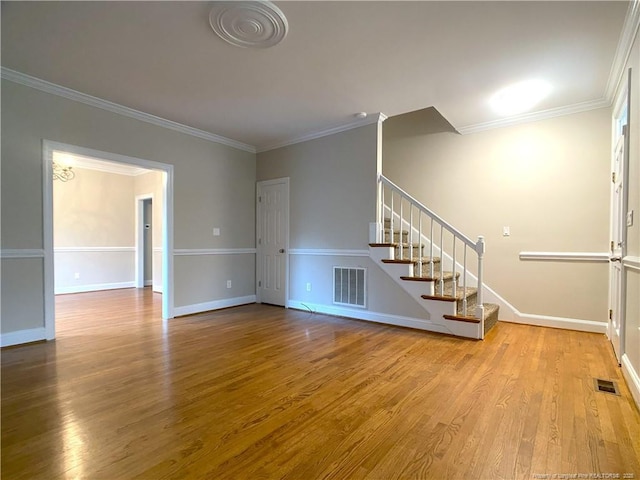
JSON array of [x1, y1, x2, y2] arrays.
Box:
[[279, 249, 285, 253], [610, 257, 622, 262]]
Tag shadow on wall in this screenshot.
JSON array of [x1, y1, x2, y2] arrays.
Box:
[[384, 106, 459, 140]]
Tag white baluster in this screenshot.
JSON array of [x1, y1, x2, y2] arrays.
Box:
[[439, 224, 444, 295], [378, 178, 383, 243], [390, 191, 394, 247], [476, 236, 485, 336], [418, 211, 423, 276], [409, 203, 413, 262], [399, 196, 404, 259], [429, 218, 434, 277], [462, 245, 468, 316], [452, 235, 457, 310]]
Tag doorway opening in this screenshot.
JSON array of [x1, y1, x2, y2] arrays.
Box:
[[44, 140, 174, 340], [136, 195, 159, 291]]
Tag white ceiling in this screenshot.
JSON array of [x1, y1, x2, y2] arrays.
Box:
[[1, 1, 633, 152]]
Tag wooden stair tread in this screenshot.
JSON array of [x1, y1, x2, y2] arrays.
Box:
[[421, 287, 477, 302], [369, 243, 396, 247], [443, 314, 481, 324], [396, 257, 441, 263], [421, 294, 457, 302], [400, 271, 459, 282], [382, 259, 413, 265], [443, 303, 500, 324]]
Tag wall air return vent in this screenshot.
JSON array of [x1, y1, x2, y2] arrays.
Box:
[[333, 267, 366, 308]]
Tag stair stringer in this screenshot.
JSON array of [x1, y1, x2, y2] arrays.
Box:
[[369, 245, 482, 339]]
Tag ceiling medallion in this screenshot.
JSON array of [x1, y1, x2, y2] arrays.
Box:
[[209, 1, 288, 49]]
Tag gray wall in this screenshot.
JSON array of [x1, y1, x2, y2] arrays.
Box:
[[257, 123, 432, 320], [257, 125, 378, 249], [1, 79, 256, 335]]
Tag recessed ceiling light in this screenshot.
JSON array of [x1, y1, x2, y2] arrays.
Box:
[[490, 79, 552, 116]]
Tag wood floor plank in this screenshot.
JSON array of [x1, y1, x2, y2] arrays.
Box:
[[2, 288, 639, 479]]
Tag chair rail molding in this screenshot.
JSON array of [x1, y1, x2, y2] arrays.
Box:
[[519, 251, 610, 262], [1, 249, 45, 259]]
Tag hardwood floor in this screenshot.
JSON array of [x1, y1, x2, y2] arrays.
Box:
[[2, 288, 639, 479]]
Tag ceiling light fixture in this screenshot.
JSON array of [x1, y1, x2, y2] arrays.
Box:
[[355, 112, 367, 119], [53, 161, 75, 182], [489, 79, 552, 116], [209, 1, 288, 49]]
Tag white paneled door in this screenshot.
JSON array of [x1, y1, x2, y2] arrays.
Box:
[[609, 132, 625, 362], [608, 68, 631, 363], [257, 178, 289, 307]]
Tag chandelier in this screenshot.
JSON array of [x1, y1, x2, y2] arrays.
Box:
[[53, 161, 75, 182]]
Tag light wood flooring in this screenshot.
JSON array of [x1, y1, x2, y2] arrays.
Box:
[[2, 288, 639, 479]]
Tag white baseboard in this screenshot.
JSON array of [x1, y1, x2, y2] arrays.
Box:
[[621, 354, 640, 411], [55, 281, 136, 295], [502, 312, 607, 334], [174, 295, 256, 317], [288, 300, 465, 337], [1, 327, 46, 347]]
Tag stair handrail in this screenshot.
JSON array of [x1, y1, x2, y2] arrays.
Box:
[[379, 174, 479, 251]]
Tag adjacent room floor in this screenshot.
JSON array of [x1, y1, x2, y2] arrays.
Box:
[[2, 288, 639, 479]]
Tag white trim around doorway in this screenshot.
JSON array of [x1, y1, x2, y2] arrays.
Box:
[[43, 140, 175, 341], [135, 193, 154, 289]]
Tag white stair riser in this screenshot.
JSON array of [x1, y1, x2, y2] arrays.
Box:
[[369, 246, 394, 263], [370, 245, 482, 339], [403, 281, 435, 298]]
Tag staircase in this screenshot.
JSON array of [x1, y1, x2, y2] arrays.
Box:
[[370, 175, 499, 340]]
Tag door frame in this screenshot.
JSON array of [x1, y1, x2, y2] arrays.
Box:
[[256, 177, 290, 307], [135, 194, 154, 289], [608, 68, 631, 360], [43, 140, 175, 340]]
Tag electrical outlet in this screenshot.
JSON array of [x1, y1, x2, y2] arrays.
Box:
[[74, 272, 80, 279], [213, 227, 221, 236], [226, 280, 232, 289], [306, 283, 312, 292]]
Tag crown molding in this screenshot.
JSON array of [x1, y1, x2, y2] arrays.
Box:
[[456, 97, 610, 135], [257, 112, 388, 153], [457, 1, 638, 137], [604, 0, 640, 102], [0, 67, 256, 154]]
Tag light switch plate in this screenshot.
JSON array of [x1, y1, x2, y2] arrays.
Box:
[[627, 210, 634, 227], [213, 227, 221, 236], [503, 226, 510, 237]]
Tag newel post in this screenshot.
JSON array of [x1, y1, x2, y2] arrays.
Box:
[[475, 236, 485, 327], [375, 175, 383, 243]]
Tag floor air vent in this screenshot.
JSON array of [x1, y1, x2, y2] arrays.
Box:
[[333, 267, 366, 308], [594, 378, 620, 396]]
